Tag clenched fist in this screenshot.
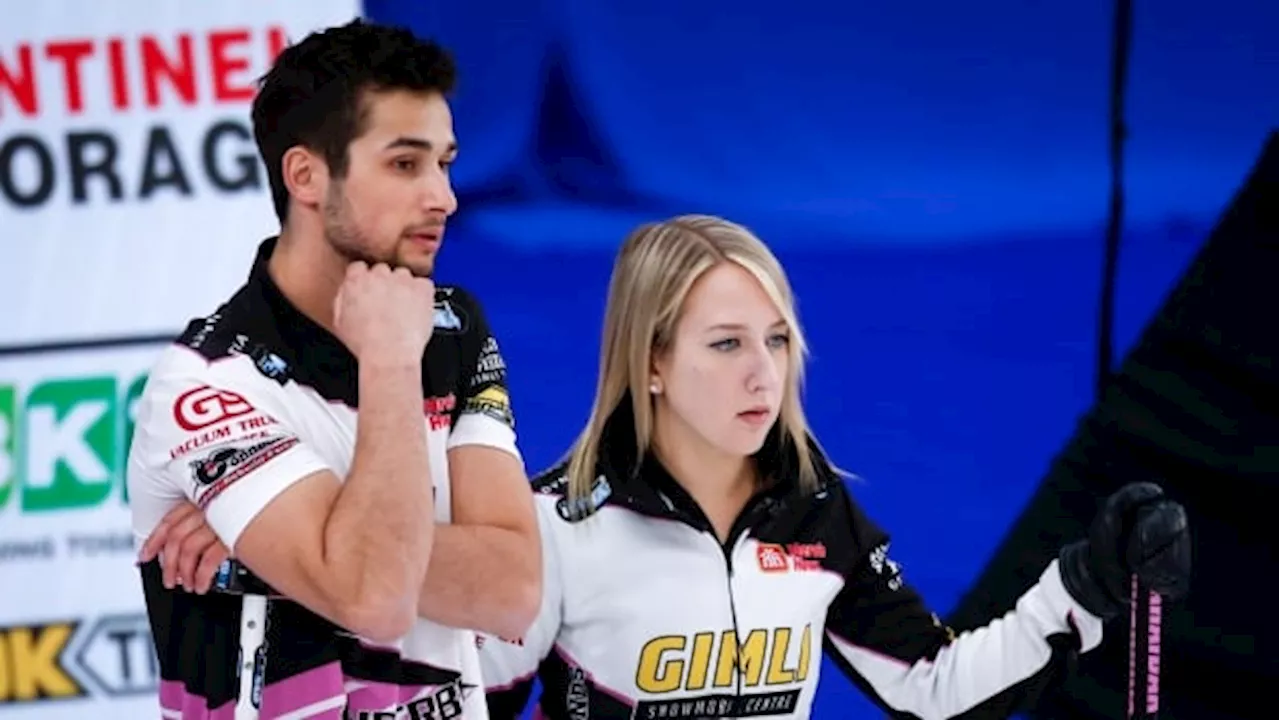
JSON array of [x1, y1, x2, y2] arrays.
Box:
[[1058, 482, 1192, 620], [333, 262, 436, 366]]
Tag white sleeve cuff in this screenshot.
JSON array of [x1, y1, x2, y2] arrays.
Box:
[[1040, 558, 1106, 652], [448, 413, 522, 462], [203, 442, 332, 550]]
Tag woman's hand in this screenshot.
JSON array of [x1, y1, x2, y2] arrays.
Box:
[[1058, 482, 1192, 620]]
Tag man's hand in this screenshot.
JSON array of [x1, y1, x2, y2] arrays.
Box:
[[139, 502, 231, 594], [142, 455, 542, 639], [334, 262, 436, 364]]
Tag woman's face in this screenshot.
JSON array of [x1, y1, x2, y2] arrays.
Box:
[[652, 262, 791, 459]]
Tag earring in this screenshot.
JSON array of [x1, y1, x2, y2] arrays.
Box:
[[650, 382, 661, 394]]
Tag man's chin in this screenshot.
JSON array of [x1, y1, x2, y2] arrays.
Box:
[[396, 255, 436, 279], [396, 242, 440, 278]]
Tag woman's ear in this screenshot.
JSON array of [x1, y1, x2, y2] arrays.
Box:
[[649, 349, 668, 395]]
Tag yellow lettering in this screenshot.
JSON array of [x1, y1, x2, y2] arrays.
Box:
[[713, 629, 766, 688], [797, 624, 811, 681], [685, 632, 714, 690], [765, 628, 795, 684], [761, 625, 813, 685], [0, 632, 8, 700], [634, 624, 814, 696], [636, 636, 685, 693], [0, 624, 80, 702]]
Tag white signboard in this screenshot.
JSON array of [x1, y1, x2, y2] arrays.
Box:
[[0, 0, 361, 347]]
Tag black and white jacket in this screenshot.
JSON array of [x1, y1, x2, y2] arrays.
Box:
[[479, 402, 1103, 719]]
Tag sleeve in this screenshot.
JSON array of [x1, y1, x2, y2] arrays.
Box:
[[478, 500, 564, 719], [127, 359, 331, 550], [446, 289, 520, 461], [823, 488, 1105, 720]]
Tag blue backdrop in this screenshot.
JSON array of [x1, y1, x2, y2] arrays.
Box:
[[361, 1, 1276, 716]]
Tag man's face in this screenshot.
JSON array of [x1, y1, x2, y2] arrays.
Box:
[[323, 89, 459, 277]]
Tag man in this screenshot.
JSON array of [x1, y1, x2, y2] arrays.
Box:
[[125, 19, 540, 719]]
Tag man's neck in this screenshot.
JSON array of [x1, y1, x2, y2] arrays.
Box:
[[267, 224, 347, 335]]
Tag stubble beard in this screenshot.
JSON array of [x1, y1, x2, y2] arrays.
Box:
[[322, 183, 379, 267], [322, 183, 436, 279]]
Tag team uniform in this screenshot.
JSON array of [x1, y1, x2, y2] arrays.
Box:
[[126, 237, 520, 719], [479, 404, 1105, 720]]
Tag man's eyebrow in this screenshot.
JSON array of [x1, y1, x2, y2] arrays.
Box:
[[384, 137, 459, 154]]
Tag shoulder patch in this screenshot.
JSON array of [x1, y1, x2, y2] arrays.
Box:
[[867, 541, 905, 591], [433, 298, 468, 334], [243, 342, 291, 386], [530, 462, 570, 495], [178, 312, 236, 357], [180, 318, 292, 387], [463, 383, 513, 429], [176, 309, 291, 389], [555, 474, 614, 522], [433, 285, 472, 335]]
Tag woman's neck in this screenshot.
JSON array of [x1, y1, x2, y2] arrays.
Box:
[[651, 421, 758, 543]]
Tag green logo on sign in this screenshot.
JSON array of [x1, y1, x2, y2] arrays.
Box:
[[0, 374, 147, 514], [0, 385, 14, 510]]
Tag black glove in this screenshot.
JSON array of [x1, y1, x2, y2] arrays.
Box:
[[1058, 482, 1191, 620]]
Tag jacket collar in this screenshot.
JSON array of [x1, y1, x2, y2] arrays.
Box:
[[240, 236, 359, 381], [578, 393, 834, 529]]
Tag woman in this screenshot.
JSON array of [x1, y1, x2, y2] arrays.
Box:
[[143, 215, 1191, 719]]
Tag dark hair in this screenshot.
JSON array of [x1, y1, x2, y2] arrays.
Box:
[[251, 19, 457, 224]]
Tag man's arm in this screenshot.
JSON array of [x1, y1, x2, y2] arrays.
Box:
[[235, 361, 435, 641], [133, 359, 435, 643], [233, 263, 438, 640], [417, 445, 541, 639], [415, 289, 540, 639], [138, 442, 539, 638], [480, 499, 565, 719]]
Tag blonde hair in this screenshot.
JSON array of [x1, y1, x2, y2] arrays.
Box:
[[564, 214, 828, 503]]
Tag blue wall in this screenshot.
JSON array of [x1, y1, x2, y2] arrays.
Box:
[[363, 1, 1276, 716]]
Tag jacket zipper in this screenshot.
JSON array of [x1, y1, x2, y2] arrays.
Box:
[[660, 485, 775, 716], [715, 495, 771, 716], [711, 531, 745, 716]]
